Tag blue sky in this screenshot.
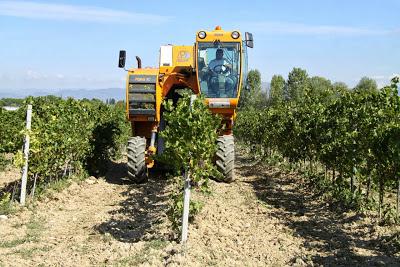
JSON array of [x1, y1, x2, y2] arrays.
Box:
[[0, 0, 399, 91]]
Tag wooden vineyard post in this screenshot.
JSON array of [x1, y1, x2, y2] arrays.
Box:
[[181, 95, 197, 245], [20, 104, 32, 206]]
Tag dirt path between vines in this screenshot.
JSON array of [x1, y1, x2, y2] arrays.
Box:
[[0, 152, 399, 266]]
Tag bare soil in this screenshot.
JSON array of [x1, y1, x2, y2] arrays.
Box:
[[0, 152, 399, 266], [0, 154, 20, 189], [0, 168, 20, 189]]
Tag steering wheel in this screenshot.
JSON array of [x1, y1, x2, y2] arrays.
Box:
[[212, 64, 231, 75]]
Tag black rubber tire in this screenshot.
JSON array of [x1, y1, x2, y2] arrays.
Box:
[[215, 135, 235, 183], [127, 137, 147, 183]]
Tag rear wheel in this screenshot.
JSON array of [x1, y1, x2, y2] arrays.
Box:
[[216, 135, 235, 183], [127, 137, 147, 183]]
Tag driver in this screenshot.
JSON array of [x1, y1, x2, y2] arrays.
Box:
[[206, 49, 236, 97], [208, 48, 230, 74]]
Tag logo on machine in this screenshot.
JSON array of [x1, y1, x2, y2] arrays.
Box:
[[177, 50, 191, 63], [129, 75, 157, 84]]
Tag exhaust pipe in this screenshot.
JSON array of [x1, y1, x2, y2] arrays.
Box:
[[136, 56, 142, 69]]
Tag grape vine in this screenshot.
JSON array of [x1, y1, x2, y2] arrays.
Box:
[[158, 91, 221, 231], [0, 96, 130, 200], [235, 74, 400, 223]]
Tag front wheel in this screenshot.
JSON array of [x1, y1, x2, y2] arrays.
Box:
[[215, 135, 235, 183], [127, 137, 147, 183]]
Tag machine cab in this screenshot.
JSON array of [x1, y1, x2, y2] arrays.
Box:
[[196, 26, 253, 100]]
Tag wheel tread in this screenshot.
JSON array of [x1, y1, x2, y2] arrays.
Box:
[[215, 135, 235, 183], [127, 136, 147, 183]]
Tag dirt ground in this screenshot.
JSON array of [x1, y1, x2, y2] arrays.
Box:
[[0, 151, 399, 266], [0, 154, 20, 189]]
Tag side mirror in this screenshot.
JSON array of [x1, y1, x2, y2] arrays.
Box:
[[118, 50, 126, 68], [245, 32, 254, 48]]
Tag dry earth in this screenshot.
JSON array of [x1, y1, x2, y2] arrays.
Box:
[[0, 151, 399, 266], [0, 154, 20, 188]]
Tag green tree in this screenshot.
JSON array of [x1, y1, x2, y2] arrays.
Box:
[[286, 67, 309, 102], [354, 77, 378, 93], [307, 76, 335, 103], [240, 69, 264, 108], [332, 82, 350, 97], [270, 75, 285, 105]]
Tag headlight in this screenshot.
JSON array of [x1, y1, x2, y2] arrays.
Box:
[[231, 31, 240, 39], [198, 31, 207, 39]]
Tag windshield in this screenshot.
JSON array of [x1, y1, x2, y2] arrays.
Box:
[[197, 42, 241, 98]]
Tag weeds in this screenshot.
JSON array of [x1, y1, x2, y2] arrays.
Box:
[[13, 246, 51, 259], [0, 193, 15, 215], [115, 239, 168, 266], [0, 215, 45, 248]]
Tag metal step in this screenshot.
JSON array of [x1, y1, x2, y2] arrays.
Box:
[[129, 109, 156, 115], [129, 89, 156, 94], [129, 99, 156, 103]]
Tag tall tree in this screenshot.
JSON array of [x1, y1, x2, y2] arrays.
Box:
[[270, 75, 285, 105], [308, 76, 333, 101], [332, 82, 350, 98], [247, 69, 262, 94], [286, 67, 309, 102], [240, 69, 264, 108], [354, 77, 378, 93]]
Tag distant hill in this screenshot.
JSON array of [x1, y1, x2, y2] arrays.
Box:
[[1, 85, 272, 100], [0, 88, 125, 101]]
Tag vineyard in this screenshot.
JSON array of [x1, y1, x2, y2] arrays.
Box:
[[1, 72, 400, 265], [0, 96, 129, 210], [236, 70, 400, 223]]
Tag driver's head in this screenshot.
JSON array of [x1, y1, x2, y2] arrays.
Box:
[[216, 48, 223, 60]]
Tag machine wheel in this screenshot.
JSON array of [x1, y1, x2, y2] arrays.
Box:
[[216, 135, 235, 183], [127, 137, 147, 183]]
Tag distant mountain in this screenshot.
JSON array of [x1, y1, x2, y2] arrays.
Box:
[[0, 88, 125, 101], [1, 85, 272, 100]]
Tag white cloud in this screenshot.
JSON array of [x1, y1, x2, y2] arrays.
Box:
[[246, 21, 396, 36], [370, 75, 386, 80], [26, 69, 47, 80], [0, 1, 171, 24]]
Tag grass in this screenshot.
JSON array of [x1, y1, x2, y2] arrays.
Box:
[[13, 246, 51, 259], [36, 176, 77, 200], [25, 215, 46, 241], [0, 215, 46, 248], [114, 239, 169, 266], [0, 238, 28, 248], [0, 192, 16, 215], [116, 252, 147, 266], [145, 239, 168, 250]]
